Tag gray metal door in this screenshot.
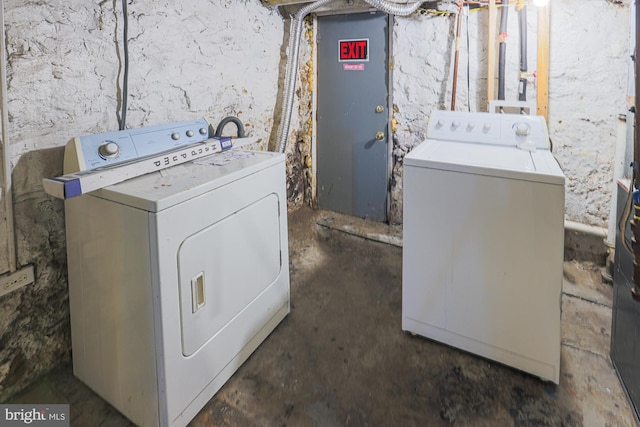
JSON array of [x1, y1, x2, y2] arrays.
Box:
[[317, 12, 389, 221]]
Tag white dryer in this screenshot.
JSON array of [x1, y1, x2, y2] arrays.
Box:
[[402, 110, 565, 383], [59, 120, 290, 426]]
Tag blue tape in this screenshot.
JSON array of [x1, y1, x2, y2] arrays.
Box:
[[215, 137, 233, 151], [64, 179, 82, 198]]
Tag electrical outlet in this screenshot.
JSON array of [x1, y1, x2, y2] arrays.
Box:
[[0, 265, 35, 298]]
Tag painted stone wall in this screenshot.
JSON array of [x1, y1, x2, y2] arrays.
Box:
[[548, 0, 631, 226], [0, 0, 283, 400], [390, 0, 630, 225]]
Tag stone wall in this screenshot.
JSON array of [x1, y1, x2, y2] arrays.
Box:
[[548, 0, 631, 226], [390, 0, 630, 224], [0, 0, 283, 400]]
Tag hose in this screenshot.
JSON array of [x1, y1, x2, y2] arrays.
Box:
[[497, 0, 509, 102], [213, 116, 246, 138], [275, 0, 423, 153]]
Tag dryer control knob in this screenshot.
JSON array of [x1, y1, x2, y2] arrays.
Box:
[[451, 120, 461, 130], [199, 127, 208, 135], [483, 123, 491, 133], [436, 119, 445, 129], [515, 122, 531, 137], [171, 132, 180, 141], [98, 141, 119, 159], [186, 130, 194, 137], [466, 122, 475, 131]]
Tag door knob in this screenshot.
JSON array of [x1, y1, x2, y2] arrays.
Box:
[[375, 131, 385, 141], [375, 105, 384, 113]]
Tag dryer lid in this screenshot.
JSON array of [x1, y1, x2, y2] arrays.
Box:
[[404, 139, 565, 185], [90, 150, 284, 212]]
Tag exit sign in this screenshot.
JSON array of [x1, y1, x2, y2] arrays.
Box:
[[338, 39, 369, 62]]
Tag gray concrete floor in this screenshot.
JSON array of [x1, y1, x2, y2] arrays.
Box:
[[8, 207, 637, 426]]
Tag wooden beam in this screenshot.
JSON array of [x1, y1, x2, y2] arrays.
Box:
[[537, 4, 550, 120], [487, 0, 497, 107]]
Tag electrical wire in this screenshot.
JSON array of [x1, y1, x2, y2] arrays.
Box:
[[120, 0, 129, 130], [418, 8, 452, 16]]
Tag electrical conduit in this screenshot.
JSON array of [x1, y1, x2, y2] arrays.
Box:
[[275, 0, 423, 153]]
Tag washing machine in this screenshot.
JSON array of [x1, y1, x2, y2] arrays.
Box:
[[402, 110, 565, 383], [52, 119, 290, 426]]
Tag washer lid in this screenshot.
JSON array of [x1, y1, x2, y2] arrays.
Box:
[[91, 150, 284, 212], [405, 139, 565, 185]]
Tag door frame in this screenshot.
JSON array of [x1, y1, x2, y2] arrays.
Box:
[[311, 10, 394, 220]]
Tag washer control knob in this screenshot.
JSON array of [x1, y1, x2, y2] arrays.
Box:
[[483, 123, 492, 133], [98, 141, 119, 159], [186, 130, 194, 137], [515, 122, 531, 137], [466, 122, 475, 131], [199, 127, 208, 135], [451, 120, 461, 130], [436, 119, 445, 129], [171, 132, 180, 141]]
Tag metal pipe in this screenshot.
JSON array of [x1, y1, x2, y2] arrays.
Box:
[[0, 0, 16, 273], [517, 2, 527, 102], [451, 1, 463, 111], [275, 0, 334, 154], [498, 0, 509, 102], [275, 0, 423, 153]]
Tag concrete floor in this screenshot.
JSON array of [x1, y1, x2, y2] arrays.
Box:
[[8, 207, 637, 426]]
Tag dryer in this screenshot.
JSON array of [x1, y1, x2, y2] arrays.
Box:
[[57, 120, 289, 426], [402, 110, 565, 383]]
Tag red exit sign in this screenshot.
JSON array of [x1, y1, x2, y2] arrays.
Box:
[[338, 39, 369, 62]]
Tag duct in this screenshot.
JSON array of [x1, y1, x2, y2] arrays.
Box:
[[275, 0, 423, 153], [275, 0, 333, 154]]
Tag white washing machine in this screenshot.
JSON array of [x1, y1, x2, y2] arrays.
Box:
[[56, 120, 289, 426], [402, 110, 565, 384]]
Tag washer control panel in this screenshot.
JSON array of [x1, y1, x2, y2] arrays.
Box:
[[69, 118, 211, 172], [427, 110, 550, 150]]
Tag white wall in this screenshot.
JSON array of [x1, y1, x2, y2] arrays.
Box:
[[390, 0, 631, 225], [548, 0, 631, 226], [0, 0, 283, 399]]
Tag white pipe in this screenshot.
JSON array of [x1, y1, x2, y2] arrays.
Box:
[[0, 0, 16, 273], [275, 0, 423, 153], [565, 220, 607, 239]]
